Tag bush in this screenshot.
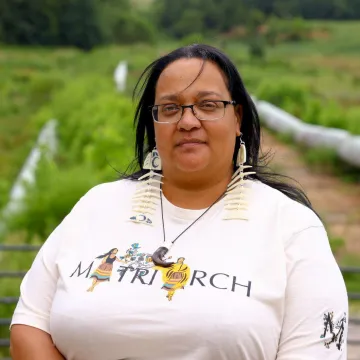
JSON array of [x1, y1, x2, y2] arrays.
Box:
[[6, 76, 137, 242], [28, 73, 65, 108], [265, 17, 312, 45], [111, 13, 156, 45], [180, 33, 205, 47], [45, 77, 135, 170], [248, 37, 267, 60], [256, 80, 360, 135], [173, 9, 205, 38], [6, 159, 102, 241], [256, 80, 310, 115], [0, 178, 10, 210], [0, 0, 104, 50], [329, 237, 346, 255]]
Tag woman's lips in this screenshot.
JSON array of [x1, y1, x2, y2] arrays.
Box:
[[176, 139, 206, 147]]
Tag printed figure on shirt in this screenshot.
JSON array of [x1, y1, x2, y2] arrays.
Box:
[[118, 243, 154, 275], [87, 248, 124, 292], [320, 311, 347, 351], [118, 243, 155, 274], [153, 257, 190, 301], [118, 243, 141, 263]]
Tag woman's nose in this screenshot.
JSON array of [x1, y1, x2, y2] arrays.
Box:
[[177, 107, 201, 131]]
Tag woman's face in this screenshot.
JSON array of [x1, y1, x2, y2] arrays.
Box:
[[154, 58, 241, 176]]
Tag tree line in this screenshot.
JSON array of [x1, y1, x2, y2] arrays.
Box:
[[154, 0, 360, 38], [0, 0, 154, 50], [0, 0, 359, 50]]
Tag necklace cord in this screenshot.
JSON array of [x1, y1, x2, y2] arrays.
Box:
[[160, 194, 166, 243], [160, 187, 226, 246]]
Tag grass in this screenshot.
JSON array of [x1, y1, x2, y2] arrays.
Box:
[[261, 125, 360, 183], [0, 44, 166, 210], [0, 232, 40, 358], [340, 253, 360, 316], [2, 21, 360, 209], [223, 21, 360, 135]]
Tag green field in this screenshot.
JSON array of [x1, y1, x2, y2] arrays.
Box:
[[1, 20, 360, 357], [0, 25, 360, 243], [1, 21, 360, 213]]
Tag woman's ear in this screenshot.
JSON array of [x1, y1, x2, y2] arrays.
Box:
[[235, 105, 242, 136]]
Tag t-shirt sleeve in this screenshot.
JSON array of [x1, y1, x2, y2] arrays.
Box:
[[276, 225, 349, 359], [10, 219, 66, 334], [10, 180, 130, 335], [10, 186, 92, 334]]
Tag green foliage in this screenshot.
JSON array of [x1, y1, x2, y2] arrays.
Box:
[[339, 254, 360, 303], [6, 159, 101, 241], [2, 0, 360, 50], [265, 16, 313, 45], [256, 80, 360, 135], [239, 0, 360, 19], [0, 45, 165, 211], [55, 79, 135, 171], [329, 237, 346, 255], [0, 179, 10, 210], [154, 0, 249, 39], [99, 0, 156, 45], [0, 0, 61, 45], [153, 0, 360, 43], [57, 0, 104, 51], [303, 147, 340, 171], [5, 76, 136, 241], [0, 0, 155, 49], [0, 0, 104, 50], [111, 13, 156, 44], [173, 9, 205, 38], [28, 73, 65, 107], [248, 37, 267, 60], [256, 81, 310, 114], [180, 33, 205, 47]]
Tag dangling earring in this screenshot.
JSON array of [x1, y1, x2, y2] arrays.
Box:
[[129, 147, 163, 226], [236, 136, 247, 167], [223, 134, 256, 221], [143, 148, 162, 171]]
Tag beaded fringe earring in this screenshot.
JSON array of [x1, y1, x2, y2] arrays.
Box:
[[223, 136, 256, 220], [129, 148, 163, 226]]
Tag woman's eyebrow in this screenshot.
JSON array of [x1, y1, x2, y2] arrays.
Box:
[[159, 93, 179, 101], [196, 91, 222, 97], [158, 90, 222, 102]]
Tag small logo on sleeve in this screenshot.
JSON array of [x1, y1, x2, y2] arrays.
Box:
[[320, 311, 347, 351]]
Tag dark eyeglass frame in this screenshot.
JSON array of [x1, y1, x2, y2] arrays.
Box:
[[149, 100, 237, 124]]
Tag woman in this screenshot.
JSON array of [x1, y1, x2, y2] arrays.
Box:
[[87, 248, 123, 292], [10, 44, 348, 360], [153, 257, 191, 302]]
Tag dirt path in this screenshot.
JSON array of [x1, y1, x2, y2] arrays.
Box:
[[261, 129, 360, 256], [261, 129, 360, 355]]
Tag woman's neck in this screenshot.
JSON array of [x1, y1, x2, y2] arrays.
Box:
[[161, 168, 233, 209]]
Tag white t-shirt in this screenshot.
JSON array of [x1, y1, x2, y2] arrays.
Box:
[[11, 179, 348, 360]]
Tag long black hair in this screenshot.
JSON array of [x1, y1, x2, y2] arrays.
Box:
[[123, 44, 315, 213], [96, 248, 118, 259]]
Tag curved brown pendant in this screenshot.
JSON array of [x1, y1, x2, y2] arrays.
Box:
[[152, 246, 174, 267]]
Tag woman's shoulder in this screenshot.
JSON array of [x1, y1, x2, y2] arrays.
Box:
[[251, 180, 324, 231], [84, 179, 137, 199], [69, 179, 138, 215]]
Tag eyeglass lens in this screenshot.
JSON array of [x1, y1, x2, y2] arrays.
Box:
[[153, 101, 227, 123]]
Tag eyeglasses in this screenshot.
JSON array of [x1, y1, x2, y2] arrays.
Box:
[[150, 100, 236, 124]]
